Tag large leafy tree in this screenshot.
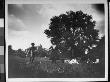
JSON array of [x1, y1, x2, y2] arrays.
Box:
[[44, 10, 99, 59]]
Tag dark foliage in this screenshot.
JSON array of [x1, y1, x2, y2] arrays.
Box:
[[88, 36, 105, 61]]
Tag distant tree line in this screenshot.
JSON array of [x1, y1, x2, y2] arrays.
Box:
[[8, 44, 49, 58]]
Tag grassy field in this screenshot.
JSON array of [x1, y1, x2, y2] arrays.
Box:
[[8, 55, 104, 78]]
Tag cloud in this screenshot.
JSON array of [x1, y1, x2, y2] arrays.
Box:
[[8, 30, 29, 37], [8, 14, 26, 31], [38, 4, 95, 18], [8, 14, 27, 43], [38, 4, 77, 19], [96, 19, 105, 35]]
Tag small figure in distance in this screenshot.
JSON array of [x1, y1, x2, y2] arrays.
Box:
[[28, 43, 37, 63]]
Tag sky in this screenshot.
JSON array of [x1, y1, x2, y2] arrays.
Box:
[[8, 4, 105, 50]]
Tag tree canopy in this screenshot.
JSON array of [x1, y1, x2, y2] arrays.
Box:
[[44, 10, 100, 59]]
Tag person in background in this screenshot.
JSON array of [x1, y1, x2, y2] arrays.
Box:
[[28, 43, 37, 63]]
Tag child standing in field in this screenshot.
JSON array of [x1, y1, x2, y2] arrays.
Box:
[[28, 43, 37, 63]]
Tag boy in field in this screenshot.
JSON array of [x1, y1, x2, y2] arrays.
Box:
[[28, 43, 37, 63]]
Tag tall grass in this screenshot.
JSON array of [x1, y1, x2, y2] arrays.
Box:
[[8, 55, 104, 78]]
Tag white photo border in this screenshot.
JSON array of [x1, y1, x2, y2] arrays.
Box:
[[5, 0, 108, 81]]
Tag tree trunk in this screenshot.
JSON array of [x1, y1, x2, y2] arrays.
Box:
[[71, 48, 74, 59]]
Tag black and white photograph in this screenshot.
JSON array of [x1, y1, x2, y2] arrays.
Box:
[[6, 0, 108, 81]]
